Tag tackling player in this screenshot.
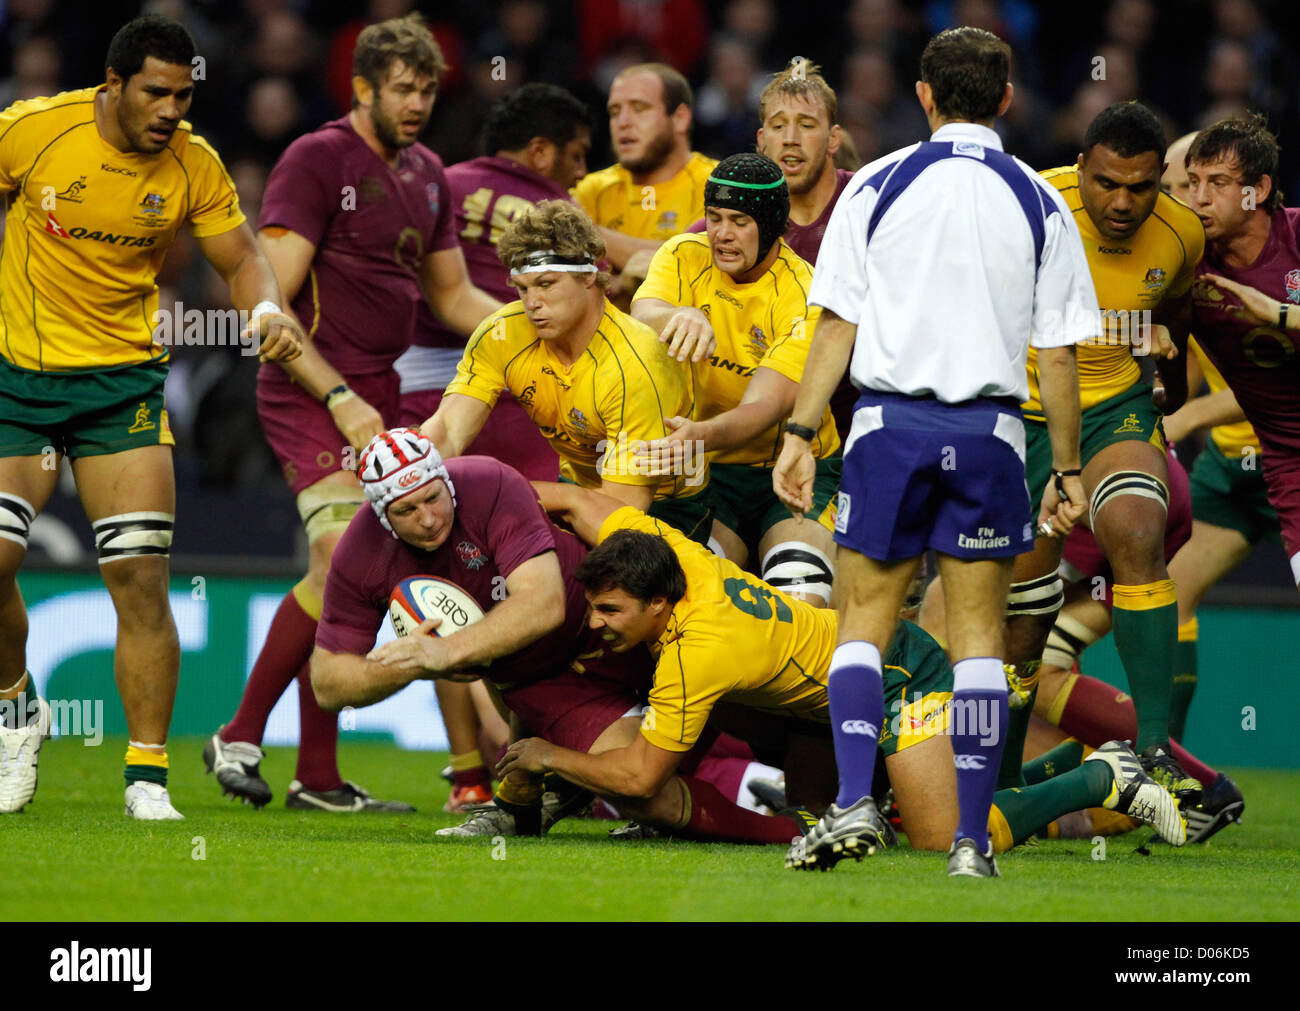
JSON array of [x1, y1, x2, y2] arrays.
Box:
[[394, 82, 591, 808], [996, 102, 1205, 809], [631, 153, 840, 601], [0, 15, 302, 818], [1184, 114, 1300, 590], [422, 200, 714, 541], [310, 429, 782, 842], [495, 485, 1184, 859], [203, 15, 501, 813]]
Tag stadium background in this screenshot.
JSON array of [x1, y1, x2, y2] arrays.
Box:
[[4, 0, 1296, 765]]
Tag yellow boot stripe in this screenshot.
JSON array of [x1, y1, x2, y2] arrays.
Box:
[[1045, 673, 1079, 727]]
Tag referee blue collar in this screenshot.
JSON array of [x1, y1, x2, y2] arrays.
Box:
[[930, 122, 1003, 151]]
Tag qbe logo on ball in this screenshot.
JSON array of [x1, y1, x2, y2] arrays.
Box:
[[388, 576, 484, 638]]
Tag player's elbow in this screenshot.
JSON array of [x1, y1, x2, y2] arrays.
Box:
[[309, 653, 346, 712], [624, 768, 667, 801]]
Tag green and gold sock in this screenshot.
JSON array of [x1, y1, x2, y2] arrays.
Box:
[[1021, 738, 1086, 784], [125, 743, 168, 787], [989, 760, 1112, 852], [1111, 579, 1178, 753]]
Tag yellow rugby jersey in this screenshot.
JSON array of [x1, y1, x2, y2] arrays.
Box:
[[1023, 166, 1204, 415], [0, 87, 244, 372], [633, 233, 839, 465], [1190, 337, 1260, 456], [446, 300, 705, 500], [598, 507, 837, 752], [571, 152, 716, 240]]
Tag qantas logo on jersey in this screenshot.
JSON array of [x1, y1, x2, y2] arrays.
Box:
[[45, 219, 158, 247], [707, 356, 756, 377]]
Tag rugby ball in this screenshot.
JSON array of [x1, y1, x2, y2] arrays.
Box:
[[388, 576, 485, 638]]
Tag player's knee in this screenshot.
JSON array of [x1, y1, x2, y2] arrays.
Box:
[[1090, 470, 1168, 544], [309, 657, 342, 712], [297, 483, 365, 548], [760, 541, 834, 605], [93, 511, 174, 567], [1005, 571, 1063, 620]]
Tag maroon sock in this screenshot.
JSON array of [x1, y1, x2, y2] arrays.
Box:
[[224, 590, 318, 745], [1055, 673, 1138, 746], [294, 663, 343, 791], [452, 766, 490, 790], [677, 776, 799, 844], [1057, 673, 1216, 787]]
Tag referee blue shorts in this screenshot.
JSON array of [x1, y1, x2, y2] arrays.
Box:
[[834, 389, 1033, 562]]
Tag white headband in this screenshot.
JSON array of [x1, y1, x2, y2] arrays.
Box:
[[508, 249, 598, 277]]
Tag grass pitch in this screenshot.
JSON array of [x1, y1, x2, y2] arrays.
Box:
[[8, 735, 1298, 921]]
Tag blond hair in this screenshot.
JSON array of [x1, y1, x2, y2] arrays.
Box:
[[758, 59, 838, 126], [496, 201, 610, 291]]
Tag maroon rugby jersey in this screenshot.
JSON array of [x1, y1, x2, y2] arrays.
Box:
[[415, 156, 573, 351], [316, 456, 589, 687], [1192, 207, 1300, 457], [783, 168, 853, 266], [258, 116, 458, 377]]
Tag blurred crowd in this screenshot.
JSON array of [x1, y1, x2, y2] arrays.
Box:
[[2, 0, 1299, 501]]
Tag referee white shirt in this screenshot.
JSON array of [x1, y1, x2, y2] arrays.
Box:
[[809, 122, 1099, 405]]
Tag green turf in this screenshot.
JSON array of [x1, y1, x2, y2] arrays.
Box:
[[6, 735, 1298, 921]]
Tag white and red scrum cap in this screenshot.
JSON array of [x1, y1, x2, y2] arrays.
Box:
[[358, 428, 457, 537]]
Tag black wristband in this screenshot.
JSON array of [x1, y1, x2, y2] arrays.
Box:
[[784, 419, 816, 442], [1052, 467, 1081, 500], [323, 383, 350, 407], [1280, 303, 1290, 328]]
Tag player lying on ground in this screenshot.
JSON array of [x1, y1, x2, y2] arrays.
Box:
[[631, 153, 840, 603], [922, 445, 1244, 844], [0, 14, 302, 819], [493, 484, 1184, 859], [307, 429, 780, 836]]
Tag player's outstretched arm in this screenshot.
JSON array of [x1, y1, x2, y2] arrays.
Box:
[[1202, 273, 1300, 329], [420, 392, 492, 458], [498, 731, 681, 800], [1163, 388, 1247, 444], [196, 222, 303, 363], [367, 552, 567, 675], [532, 482, 628, 546], [420, 246, 503, 337], [311, 644, 425, 711]]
